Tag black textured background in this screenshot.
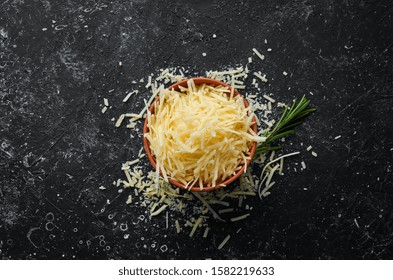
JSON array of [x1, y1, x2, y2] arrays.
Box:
[[1, 0, 392, 259]]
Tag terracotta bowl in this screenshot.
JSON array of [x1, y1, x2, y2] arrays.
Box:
[[143, 77, 257, 192]]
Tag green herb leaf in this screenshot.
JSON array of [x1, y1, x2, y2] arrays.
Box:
[[254, 95, 316, 157]]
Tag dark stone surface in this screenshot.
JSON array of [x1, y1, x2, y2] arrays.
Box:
[[0, 0, 392, 259]]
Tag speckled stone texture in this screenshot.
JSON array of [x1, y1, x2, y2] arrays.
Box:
[[0, 0, 392, 259]]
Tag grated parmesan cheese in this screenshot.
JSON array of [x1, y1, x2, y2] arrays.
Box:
[[263, 95, 275, 103], [218, 234, 231, 249], [145, 81, 265, 189], [203, 227, 210, 238], [230, 213, 250, 222], [252, 48, 265, 61], [115, 114, 125, 127]]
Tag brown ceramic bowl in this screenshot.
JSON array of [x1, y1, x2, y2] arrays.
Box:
[[143, 77, 257, 192]]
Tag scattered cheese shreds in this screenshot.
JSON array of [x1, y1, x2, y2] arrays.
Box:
[[306, 145, 312, 151], [252, 48, 265, 61], [312, 151, 318, 157], [230, 213, 250, 222], [263, 94, 275, 103], [100, 58, 312, 245], [253, 72, 268, 83], [115, 114, 125, 127], [151, 204, 168, 217], [189, 217, 203, 237], [123, 91, 134, 103], [175, 220, 181, 233], [218, 234, 231, 249], [203, 227, 210, 238]]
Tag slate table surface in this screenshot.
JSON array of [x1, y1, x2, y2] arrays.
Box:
[[0, 0, 392, 260]]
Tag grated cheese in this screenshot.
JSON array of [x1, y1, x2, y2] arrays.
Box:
[[230, 213, 250, 222], [218, 234, 231, 249], [115, 114, 125, 127], [151, 204, 168, 217], [145, 81, 265, 189], [203, 227, 210, 238], [253, 72, 268, 83], [189, 216, 203, 237], [218, 208, 234, 214], [263, 95, 275, 103], [123, 91, 135, 103], [252, 48, 265, 61], [175, 220, 181, 233]]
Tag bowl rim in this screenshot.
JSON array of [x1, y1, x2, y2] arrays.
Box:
[[143, 77, 257, 192]]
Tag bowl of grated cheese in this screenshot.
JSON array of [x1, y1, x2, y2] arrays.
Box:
[[143, 77, 264, 192]]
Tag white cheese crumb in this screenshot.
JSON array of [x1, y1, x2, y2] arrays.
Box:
[[306, 145, 312, 151], [301, 161, 306, 169], [203, 227, 210, 238], [202, 52, 207, 57], [118, 61, 122, 66], [99, 186, 106, 190], [126, 195, 132, 204], [175, 220, 181, 233], [267, 48, 272, 52], [218, 208, 234, 214], [334, 135, 341, 140], [311, 151, 318, 157], [354, 218, 360, 228], [101, 106, 108, 114], [252, 48, 265, 61], [248, 57, 252, 63], [283, 71, 288, 76], [103, 98, 109, 106], [253, 72, 268, 83], [212, 34, 217, 38], [264, 39, 267, 44], [218, 234, 231, 249], [263, 94, 275, 103], [151, 205, 168, 217], [123, 91, 135, 103], [115, 114, 125, 127], [230, 213, 250, 222]]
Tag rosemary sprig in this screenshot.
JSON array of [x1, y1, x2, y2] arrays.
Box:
[[255, 95, 316, 156]]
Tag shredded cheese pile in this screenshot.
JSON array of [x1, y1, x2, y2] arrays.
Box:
[[99, 47, 310, 247], [145, 79, 265, 189]]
